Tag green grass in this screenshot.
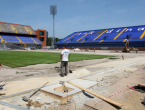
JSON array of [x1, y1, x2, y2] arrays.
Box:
[[0, 50, 115, 68]]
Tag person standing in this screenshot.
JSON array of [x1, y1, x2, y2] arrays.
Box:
[[60, 46, 70, 77]]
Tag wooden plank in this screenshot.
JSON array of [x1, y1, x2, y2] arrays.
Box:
[[67, 81, 123, 108]]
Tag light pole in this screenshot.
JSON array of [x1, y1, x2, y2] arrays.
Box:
[[50, 5, 57, 49]]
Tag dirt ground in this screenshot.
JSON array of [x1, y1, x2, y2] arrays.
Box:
[[0, 49, 144, 82], [84, 66, 145, 110], [0, 49, 145, 110]]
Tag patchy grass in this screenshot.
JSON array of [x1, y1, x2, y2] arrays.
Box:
[[0, 50, 115, 67]]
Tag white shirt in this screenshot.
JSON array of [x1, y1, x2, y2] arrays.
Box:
[[61, 49, 70, 61]]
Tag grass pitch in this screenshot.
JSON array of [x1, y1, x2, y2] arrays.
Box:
[[0, 50, 115, 67]]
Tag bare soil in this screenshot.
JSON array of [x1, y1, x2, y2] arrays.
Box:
[[0, 49, 145, 110]]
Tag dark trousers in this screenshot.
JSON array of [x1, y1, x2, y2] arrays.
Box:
[[60, 61, 68, 75]]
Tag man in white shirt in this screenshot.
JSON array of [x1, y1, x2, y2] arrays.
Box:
[[60, 46, 70, 77]]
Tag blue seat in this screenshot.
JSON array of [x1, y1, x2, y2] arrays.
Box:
[[62, 32, 79, 42], [0, 35, 41, 44], [56, 25, 145, 47], [1, 35, 19, 43], [32, 38, 42, 43]]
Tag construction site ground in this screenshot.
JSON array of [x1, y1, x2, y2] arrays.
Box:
[[0, 49, 145, 110]]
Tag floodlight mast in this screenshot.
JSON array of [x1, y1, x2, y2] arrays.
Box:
[[50, 5, 57, 49]]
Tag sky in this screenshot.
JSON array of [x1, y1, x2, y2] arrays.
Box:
[[0, 0, 145, 39]]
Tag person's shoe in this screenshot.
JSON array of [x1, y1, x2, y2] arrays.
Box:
[[59, 74, 64, 77], [64, 74, 67, 76]]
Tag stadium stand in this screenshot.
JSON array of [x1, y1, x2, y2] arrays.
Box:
[[0, 22, 41, 49], [12, 25, 30, 34], [26, 27, 36, 34], [0, 23, 13, 33], [56, 25, 145, 50]]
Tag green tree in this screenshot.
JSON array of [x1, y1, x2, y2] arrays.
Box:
[[47, 37, 60, 46]]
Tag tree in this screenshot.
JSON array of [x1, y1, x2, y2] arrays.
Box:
[[47, 37, 61, 46], [55, 38, 60, 42]]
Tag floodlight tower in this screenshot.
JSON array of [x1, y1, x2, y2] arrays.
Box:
[[50, 5, 57, 49]]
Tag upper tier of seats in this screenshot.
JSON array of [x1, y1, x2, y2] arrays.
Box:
[[56, 25, 145, 47], [0, 22, 36, 35]]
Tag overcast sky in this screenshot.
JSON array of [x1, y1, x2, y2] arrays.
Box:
[[0, 0, 145, 38]]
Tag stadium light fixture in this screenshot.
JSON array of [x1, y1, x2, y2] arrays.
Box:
[[50, 5, 57, 49]]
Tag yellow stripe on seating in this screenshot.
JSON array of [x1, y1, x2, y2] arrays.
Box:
[[16, 36, 24, 44], [31, 37, 39, 44], [139, 30, 145, 39], [93, 30, 107, 41], [63, 33, 79, 42], [10, 25, 17, 33], [0, 36, 7, 43], [114, 28, 127, 40], [100, 40, 103, 43], [66, 41, 70, 43], [123, 39, 127, 42], [81, 40, 85, 43], [25, 27, 32, 35], [77, 31, 92, 41]]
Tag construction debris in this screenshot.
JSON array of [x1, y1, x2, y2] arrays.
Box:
[[131, 85, 145, 93], [0, 82, 5, 90], [67, 81, 123, 108], [41, 79, 98, 104], [16, 71, 38, 74], [0, 93, 5, 96], [27, 97, 61, 109], [0, 82, 5, 96], [82, 90, 94, 98], [22, 82, 49, 102], [140, 97, 145, 105]]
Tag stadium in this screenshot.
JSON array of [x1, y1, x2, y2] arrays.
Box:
[[0, 22, 47, 50], [1, 1, 145, 109], [56, 25, 145, 51], [1, 21, 145, 51]]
